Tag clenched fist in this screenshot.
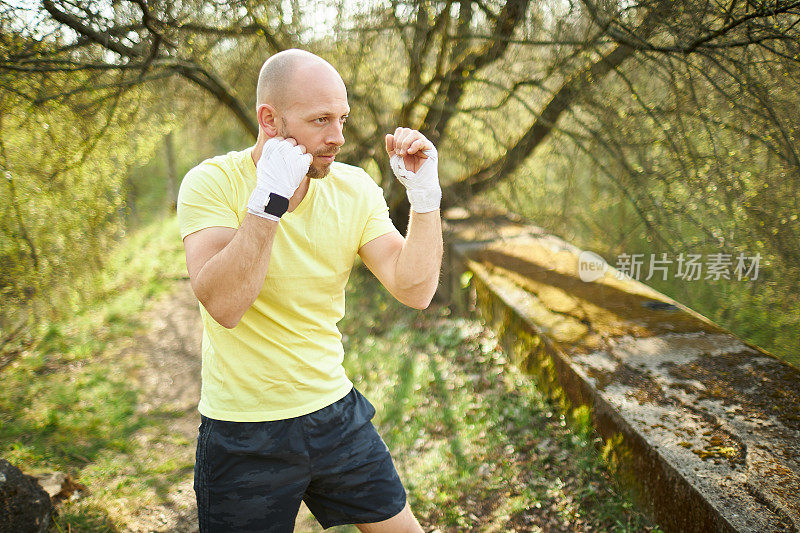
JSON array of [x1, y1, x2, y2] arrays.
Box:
[[247, 137, 312, 221], [386, 128, 441, 214]]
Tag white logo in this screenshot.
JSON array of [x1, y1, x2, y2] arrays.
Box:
[[578, 251, 608, 282]]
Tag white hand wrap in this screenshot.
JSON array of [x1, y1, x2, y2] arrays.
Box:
[[247, 138, 312, 221], [390, 144, 441, 213]]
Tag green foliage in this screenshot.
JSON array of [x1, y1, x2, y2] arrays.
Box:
[[0, 88, 170, 338], [4, 0, 794, 524], [4, 0, 798, 370], [0, 216, 189, 531]]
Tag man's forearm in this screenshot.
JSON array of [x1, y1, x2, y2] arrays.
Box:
[[393, 210, 443, 308], [193, 214, 278, 328]]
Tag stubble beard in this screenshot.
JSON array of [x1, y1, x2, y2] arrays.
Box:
[[306, 161, 329, 180]]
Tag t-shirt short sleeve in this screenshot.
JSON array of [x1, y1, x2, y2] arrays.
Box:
[[177, 164, 241, 240], [359, 176, 398, 249]]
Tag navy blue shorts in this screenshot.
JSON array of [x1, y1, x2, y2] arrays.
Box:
[[193, 387, 407, 532]]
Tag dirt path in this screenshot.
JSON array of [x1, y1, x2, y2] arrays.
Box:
[[124, 279, 202, 533], [124, 279, 325, 533]]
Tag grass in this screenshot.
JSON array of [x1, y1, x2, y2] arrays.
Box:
[[0, 216, 189, 532], [337, 266, 661, 532], [1, 214, 660, 531]]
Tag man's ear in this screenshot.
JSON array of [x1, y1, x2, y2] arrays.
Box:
[[257, 104, 279, 136]]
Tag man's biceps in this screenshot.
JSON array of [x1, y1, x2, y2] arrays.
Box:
[[359, 232, 403, 266]]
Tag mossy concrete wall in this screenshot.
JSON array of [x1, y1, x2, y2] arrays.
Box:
[[443, 209, 799, 533]]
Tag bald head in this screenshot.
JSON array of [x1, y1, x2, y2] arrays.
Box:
[[256, 49, 344, 110]]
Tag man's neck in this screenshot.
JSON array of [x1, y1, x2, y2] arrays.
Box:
[[288, 177, 310, 212], [251, 142, 310, 213]]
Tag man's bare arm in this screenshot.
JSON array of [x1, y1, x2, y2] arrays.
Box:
[[358, 210, 443, 309], [183, 136, 312, 328], [359, 127, 444, 309], [184, 215, 279, 328]]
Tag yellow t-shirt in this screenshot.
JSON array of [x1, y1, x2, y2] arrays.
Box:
[[177, 147, 397, 421]]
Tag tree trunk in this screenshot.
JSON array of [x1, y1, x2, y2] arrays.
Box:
[[164, 131, 178, 212]]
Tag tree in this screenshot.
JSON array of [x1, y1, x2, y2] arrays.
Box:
[[4, 0, 800, 364], [3, 0, 800, 311], [6, 0, 798, 226]]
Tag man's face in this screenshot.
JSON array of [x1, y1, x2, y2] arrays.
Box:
[[276, 68, 350, 179]]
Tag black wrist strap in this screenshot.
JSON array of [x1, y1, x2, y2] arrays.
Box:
[[264, 193, 290, 218]]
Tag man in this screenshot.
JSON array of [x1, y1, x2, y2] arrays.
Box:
[[177, 48, 442, 532]]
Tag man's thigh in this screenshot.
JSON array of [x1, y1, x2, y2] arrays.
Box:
[[194, 415, 310, 532]]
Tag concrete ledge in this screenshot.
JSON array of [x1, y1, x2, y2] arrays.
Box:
[[444, 209, 799, 533]]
